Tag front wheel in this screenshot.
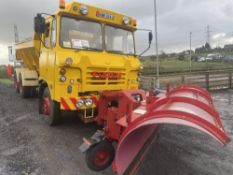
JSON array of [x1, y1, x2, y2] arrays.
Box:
[[86, 140, 115, 171], [41, 87, 61, 126]]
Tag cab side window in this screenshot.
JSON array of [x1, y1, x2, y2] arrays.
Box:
[[44, 23, 50, 48], [51, 20, 56, 48]]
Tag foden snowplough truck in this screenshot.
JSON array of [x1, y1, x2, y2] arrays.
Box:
[[13, 1, 229, 175]]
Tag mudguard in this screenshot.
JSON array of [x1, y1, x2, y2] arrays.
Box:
[[114, 85, 230, 175]]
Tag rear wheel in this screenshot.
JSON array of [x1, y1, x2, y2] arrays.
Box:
[[30, 87, 37, 98], [86, 140, 115, 171], [19, 74, 30, 98], [14, 72, 19, 93], [42, 87, 61, 126]]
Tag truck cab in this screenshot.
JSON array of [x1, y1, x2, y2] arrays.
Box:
[[35, 2, 142, 124]]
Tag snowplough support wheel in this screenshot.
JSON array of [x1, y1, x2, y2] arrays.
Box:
[[86, 140, 115, 171]]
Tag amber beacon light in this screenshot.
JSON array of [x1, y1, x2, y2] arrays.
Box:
[[59, 0, 66, 9]]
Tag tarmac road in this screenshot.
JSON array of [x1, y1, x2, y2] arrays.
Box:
[[0, 83, 233, 175]]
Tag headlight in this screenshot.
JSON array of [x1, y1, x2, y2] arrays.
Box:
[[133, 19, 137, 26], [85, 98, 93, 107], [80, 6, 88, 15], [60, 75, 66, 82], [123, 16, 130, 25], [66, 57, 73, 66], [77, 99, 84, 108]]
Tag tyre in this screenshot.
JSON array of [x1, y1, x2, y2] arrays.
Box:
[[14, 72, 19, 93], [41, 87, 61, 126], [86, 140, 115, 171], [30, 87, 38, 98]]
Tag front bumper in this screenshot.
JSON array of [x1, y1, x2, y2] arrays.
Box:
[[60, 96, 98, 111]]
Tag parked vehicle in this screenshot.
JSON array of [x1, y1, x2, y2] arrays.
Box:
[[207, 53, 223, 61], [206, 56, 214, 61], [223, 55, 233, 62], [198, 57, 206, 62]]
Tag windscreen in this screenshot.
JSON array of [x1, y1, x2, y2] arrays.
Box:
[[60, 17, 103, 51], [105, 26, 135, 55]]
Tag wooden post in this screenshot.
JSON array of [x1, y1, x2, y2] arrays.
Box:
[[181, 75, 185, 84], [205, 72, 210, 90], [154, 77, 156, 89], [151, 77, 154, 89], [229, 72, 232, 89]]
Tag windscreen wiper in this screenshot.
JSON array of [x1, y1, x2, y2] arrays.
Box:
[[107, 50, 124, 54], [82, 46, 102, 51]]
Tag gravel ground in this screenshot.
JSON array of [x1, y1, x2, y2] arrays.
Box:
[[0, 83, 233, 175]]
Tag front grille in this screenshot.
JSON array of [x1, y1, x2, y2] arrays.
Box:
[[86, 67, 126, 85]]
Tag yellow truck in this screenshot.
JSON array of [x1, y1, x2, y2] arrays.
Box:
[[12, 1, 230, 174], [13, 1, 150, 125]]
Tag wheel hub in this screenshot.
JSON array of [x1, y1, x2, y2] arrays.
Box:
[[43, 97, 51, 115], [93, 150, 110, 167]]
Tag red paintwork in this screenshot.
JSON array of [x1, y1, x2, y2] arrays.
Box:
[[61, 97, 70, 110], [7, 65, 12, 79], [94, 85, 229, 175], [92, 96, 99, 106], [168, 84, 213, 103], [70, 97, 78, 109], [91, 72, 122, 79], [93, 150, 111, 167], [43, 97, 51, 115], [96, 90, 146, 141]]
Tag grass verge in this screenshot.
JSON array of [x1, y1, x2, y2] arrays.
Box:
[[0, 79, 13, 85], [141, 59, 233, 74]]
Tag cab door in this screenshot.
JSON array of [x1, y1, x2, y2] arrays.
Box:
[[47, 19, 57, 99], [40, 18, 57, 98]]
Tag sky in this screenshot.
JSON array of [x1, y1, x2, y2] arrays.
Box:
[[1, 0, 233, 64]]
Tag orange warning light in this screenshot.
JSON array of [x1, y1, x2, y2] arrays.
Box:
[[59, 0, 66, 9], [133, 20, 137, 26]]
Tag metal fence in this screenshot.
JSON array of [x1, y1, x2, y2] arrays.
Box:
[[140, 69, 233, 91]]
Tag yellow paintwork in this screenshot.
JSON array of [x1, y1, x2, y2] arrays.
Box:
[[15, 1, 141, 111], [15, 34, 41, 71], [15, 68, 38, 87], [59, 2, 137, 31]]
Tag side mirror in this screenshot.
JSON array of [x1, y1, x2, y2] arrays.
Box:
[[138, 29, 153, 56], [149, 32, 153, 44], [34, 14, 45, 34]]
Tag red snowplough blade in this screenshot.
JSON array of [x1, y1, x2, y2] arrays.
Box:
[[114, 85, 230, 175]]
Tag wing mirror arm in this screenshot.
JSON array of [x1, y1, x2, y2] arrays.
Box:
[[138, 30, 153, 57], [34, 13, 55, 53]]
